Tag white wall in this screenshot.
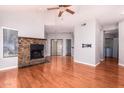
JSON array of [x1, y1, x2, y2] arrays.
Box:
[[119, 20, 124, 65], [100, 30, 104, 61], [0, 6, 45, 69], [74, 19, 101, 66], [74, 19, 96, 66], [0, 6, 45, 38], [95, 21, 102, 64], [46, 33, 74, 56]]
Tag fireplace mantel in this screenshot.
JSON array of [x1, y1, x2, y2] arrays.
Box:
[[18, 36, 47, 40]]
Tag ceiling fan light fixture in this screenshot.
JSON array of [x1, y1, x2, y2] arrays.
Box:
[[59, 7, 66, 12], [47, 5, 75, 17]]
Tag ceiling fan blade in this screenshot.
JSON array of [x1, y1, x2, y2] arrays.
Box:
[[47, 7, 59, 10], [59, 5, 71, 7], [58, 11, 64, 17], [62, 5, 71, 7], [66, 9, 75, 14]]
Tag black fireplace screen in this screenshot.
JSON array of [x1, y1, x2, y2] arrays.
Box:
[[30, 44, 44, 60]]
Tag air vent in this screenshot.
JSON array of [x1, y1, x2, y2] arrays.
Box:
[[81, 23, 86, 27]]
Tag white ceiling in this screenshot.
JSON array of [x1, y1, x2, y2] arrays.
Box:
[[43, 5, 124, 26], [0, 5, 124, 33], [43, 5, 124, 33], [1, 5, 124, 26]]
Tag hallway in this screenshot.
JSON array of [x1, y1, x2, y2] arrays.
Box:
[[0, 56, 123, 88]]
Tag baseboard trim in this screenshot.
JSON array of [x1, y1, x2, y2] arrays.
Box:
[[100, 59, 104, 61], [119, 63, 124, 67], [74, 60, 96, 67], [0, 66, 17, 71], [95, 62, 101, 66], [74, 59, 101, 67]]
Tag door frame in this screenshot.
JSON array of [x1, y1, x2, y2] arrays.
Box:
[[51, 39, 63, 56]]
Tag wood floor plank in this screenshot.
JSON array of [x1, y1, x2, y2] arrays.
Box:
[[0, 56, 124, 88]]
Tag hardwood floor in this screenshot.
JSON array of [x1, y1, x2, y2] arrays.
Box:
[[0, 56, 124, 88]]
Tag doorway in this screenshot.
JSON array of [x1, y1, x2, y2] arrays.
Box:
[[104, 30, 119, 59], [51, 39, 63, 56], [66, 39, 71, 56]]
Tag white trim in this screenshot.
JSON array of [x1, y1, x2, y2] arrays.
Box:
[[1, 26, 18, 31], [74, 59, 101, 67], [119, 63, 124, 67], [74, 60, 96, 67], [100, 59, 104, 61], [95, 61, 101, 66], [0, 66, 17, 71]]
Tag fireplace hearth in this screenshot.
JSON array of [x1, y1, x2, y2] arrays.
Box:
[[30, 44, 44, 60]]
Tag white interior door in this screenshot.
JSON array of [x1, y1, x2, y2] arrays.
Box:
[[51, 39, 63, 56], [57, 39, 63, 56], [51, 39, 57, 56]]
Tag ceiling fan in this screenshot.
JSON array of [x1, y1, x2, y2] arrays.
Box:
[[47, 5, 75, 17]]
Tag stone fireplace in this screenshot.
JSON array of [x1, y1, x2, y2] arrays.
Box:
[[18, 37, 46, 67]]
